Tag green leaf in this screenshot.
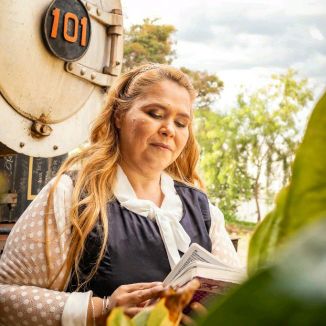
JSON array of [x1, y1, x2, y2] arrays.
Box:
[[248, 91, 326, 273], [147, 299, 173, 326], [132, 308, 151, 326], [107, 308, 134, 326], [281, 91, 326, 235], [248, 187, 289, 274], [198, 218, 326, 325]]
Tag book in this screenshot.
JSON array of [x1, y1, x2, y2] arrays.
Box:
[[163, 243, 246, 305]]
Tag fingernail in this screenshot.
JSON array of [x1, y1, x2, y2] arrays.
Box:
[[191, 302, 198, 309]]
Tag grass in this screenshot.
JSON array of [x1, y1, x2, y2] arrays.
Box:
[[226, 218, 257, 235]]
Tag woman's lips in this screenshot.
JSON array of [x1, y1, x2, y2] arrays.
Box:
[[150, 143, 172, 151]]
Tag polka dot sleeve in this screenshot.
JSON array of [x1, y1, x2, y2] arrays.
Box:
[[0, 175, 91, 326], [208, 202, 242, 268]]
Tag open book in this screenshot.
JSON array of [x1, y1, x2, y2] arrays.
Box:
[[163, 243, 246, 305]]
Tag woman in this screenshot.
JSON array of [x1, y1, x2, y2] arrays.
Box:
[[0, 64, 240, 326]]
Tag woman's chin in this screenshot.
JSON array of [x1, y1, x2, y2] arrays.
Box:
[[141, 158, 172, 173]]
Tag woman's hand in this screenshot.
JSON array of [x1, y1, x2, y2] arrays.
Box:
[[110, 282, 165, 316], [93, 282, 164, 326]]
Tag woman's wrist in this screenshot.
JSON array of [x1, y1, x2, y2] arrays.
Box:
[[102, 296, 112, 316], [87, 297, 106, 326]]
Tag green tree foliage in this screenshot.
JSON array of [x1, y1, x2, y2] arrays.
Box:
[[180, 67, 224, 108], [123, 18, 176, 71], [196, 70, 313, 222], [195, 108, 252, 221]]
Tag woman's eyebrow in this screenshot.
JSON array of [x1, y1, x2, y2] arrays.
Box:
[[142, 103, 191, 119]]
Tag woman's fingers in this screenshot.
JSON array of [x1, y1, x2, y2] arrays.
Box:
[[122, 284, 164, 306], [138, 299, 150, 307], [181, 313, 195, 326], [123, 282, 163, 292], [190, 302, 207, 316], [112, 282, 165, 306]]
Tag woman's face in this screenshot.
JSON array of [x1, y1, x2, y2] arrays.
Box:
[[116, 80, 192, 174]]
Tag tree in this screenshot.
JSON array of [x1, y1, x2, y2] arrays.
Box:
[[123, 19, 224, 105], [180, 67, 224, 108], [196, 69, 314, 222], [195, 108, 253, 221], [123, 18, 176, 71]]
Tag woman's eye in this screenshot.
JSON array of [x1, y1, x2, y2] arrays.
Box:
[[148, 112, 163, 119], [175, 121, 187, 128]]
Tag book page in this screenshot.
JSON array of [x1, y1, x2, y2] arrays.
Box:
[[173, 261, 241, 285], [164, 243, 233, 285]]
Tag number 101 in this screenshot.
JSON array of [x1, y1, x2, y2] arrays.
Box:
[[50, 8, 88, 46]]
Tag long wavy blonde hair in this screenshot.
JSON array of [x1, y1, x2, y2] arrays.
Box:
[[45, 63, 205, 290]]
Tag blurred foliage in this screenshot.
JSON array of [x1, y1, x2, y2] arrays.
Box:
[[198, 218, 326, 325], [196, 70, 314, 222]]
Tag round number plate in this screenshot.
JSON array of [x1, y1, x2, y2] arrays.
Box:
[[43, 0, 91, 61]]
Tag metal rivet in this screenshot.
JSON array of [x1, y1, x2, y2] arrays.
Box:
[[80, 68, 86, 76], [85, 2, 91, 10], [96, 8, 101, 16], [67, 63, 73, 71], [53, 145, 58, 150], [19, 142, 25, 148], [90, 73, 96, 80]]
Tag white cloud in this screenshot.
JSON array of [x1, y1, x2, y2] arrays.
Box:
[[310, 27, 324, 41]]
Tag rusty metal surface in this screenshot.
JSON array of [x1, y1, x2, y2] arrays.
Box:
[[0, 193, 17, 205], [31, 120, 53, 138], [65, 61, 117, 86], [82, 1, 122, 26], [0, 143, 16, 156]]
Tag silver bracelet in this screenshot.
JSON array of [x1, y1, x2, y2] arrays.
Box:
[[102, 296, 111, 316]]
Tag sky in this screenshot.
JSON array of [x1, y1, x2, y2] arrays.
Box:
[[122, 0, 326, 112]]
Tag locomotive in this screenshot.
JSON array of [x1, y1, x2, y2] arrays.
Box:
[[0, 0, 124, 253]]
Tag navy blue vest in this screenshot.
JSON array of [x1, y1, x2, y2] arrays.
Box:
[[67, 177, 212, 297]]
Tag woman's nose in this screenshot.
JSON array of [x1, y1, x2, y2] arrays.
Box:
[[159, 120, 175, 137]]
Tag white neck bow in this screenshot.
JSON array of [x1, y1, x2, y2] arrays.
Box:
[[113, 166, 191, 268]]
